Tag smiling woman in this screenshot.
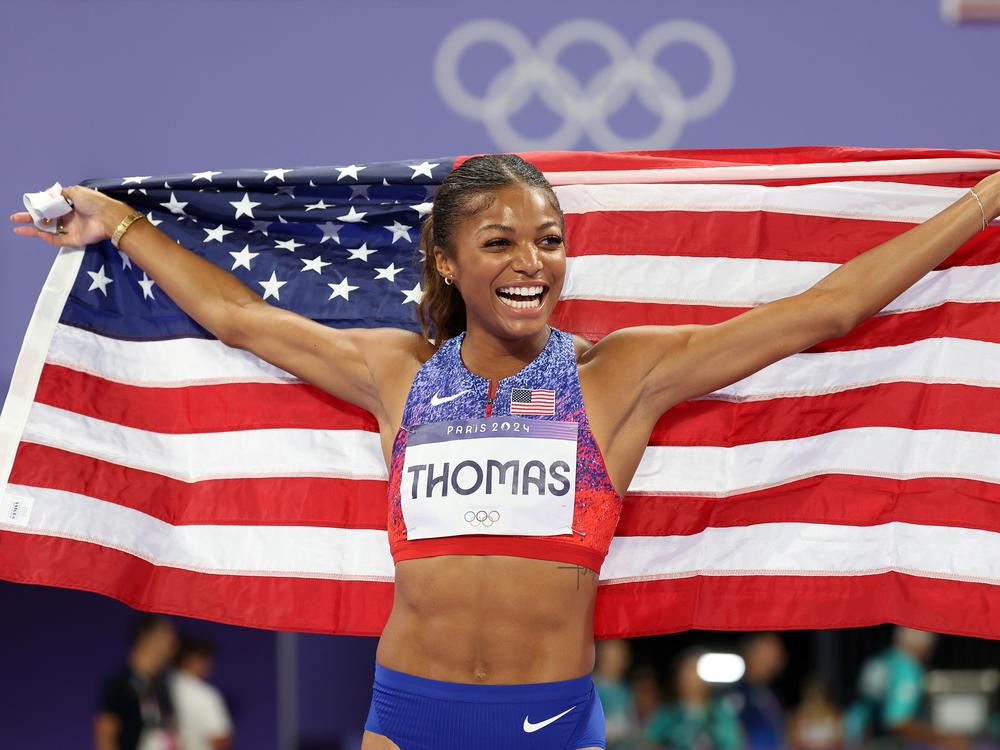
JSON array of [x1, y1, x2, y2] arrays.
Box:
[[365, 155, 612, 749]]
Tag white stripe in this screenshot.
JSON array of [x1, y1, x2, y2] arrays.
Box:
[[630, 425, 1000, 496], [1, 484, 395, 580], [22, 402, 387, 482], [600, 521, 1000, 586], [705, 336, 1000, 401], [47, 323, 300, 387], [21, 403, 1000, 496], [557, 180, 971, 222], [563, 255, 1000, 312], [0, 246, 85, 502], [546, 157, 1000, 187]]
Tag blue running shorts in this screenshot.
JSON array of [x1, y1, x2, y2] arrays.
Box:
[[363, 662, 606, 749]]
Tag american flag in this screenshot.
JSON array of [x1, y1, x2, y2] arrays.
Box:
[[1, 146, 999, 639], [510, 387, 556, 415]]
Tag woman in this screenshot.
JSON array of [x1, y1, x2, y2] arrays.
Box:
[[11, 154, 998, 750]]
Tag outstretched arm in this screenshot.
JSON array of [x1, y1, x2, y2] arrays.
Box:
[[11, 187, 422, 422], [583, 173, 1000, 419]]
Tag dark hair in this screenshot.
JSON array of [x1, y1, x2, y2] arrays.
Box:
[[174, 632, 215, 666], [130, 614, 174, 648], [415, 153, 563, 346]]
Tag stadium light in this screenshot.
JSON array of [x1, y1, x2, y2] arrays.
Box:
[[696, 653, 746, 683]]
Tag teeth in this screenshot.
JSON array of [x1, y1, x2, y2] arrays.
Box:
[[498, 295, 542, 310], [497, 285, 543, 297]]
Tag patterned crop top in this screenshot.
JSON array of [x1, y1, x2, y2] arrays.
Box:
[[386, 325, 623, 574]]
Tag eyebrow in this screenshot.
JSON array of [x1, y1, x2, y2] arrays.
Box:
[[477, 221, 561, 234]]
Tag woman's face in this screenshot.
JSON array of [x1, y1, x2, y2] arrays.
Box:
[[434, 182, 566, 341]]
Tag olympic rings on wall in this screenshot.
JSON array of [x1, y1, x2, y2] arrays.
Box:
[[434, 18, 735, 151], [464, 509, 501, 528]]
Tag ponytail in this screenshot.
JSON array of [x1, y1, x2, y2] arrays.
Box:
[[416, 213, 466, 346]]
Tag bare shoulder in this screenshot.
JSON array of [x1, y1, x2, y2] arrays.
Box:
[[576, 325, 693, 426], [577, 325, 688, 372]]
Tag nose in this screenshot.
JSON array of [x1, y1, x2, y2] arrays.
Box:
[[510, 241, 543, 275]]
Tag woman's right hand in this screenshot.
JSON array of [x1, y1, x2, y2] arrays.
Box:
[[10, 185, 131, 249]]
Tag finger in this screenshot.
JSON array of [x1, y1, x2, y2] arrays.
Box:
[[12, 225, 57, 244], [10, 211, 35, 223], [11, 224, 39, 238]]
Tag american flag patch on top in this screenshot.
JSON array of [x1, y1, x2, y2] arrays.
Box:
[[510, 387, 555, 415]]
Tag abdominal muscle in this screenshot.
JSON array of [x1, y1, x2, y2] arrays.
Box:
[[375, 553, 598, 683]]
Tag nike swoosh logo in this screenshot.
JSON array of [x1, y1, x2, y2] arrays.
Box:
[[430, 390, 467, 406], [523, 705, 576, 733]]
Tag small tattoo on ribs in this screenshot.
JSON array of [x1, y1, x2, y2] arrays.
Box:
[[557, 564, 593, 590]]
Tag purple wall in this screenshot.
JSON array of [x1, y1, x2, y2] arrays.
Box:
[[2, 1, 998, 748]]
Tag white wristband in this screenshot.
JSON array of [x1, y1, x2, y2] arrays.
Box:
[[23, 182, 74, 234]]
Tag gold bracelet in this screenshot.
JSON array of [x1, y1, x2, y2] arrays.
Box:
[[111, 210, 147, 249], [970, 187, 987, 233]]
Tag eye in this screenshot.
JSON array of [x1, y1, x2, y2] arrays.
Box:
[[484, 238, 509, 248], [540, 235, 564, 247]]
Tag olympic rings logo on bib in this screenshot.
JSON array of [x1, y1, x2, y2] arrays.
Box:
[[465, 510, 501, 528]]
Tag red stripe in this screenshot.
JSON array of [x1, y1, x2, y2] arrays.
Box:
[[1, 531, 995, 641], [593, 571, 1000, 640], [12, 443, 997, 541], [616, 473, 1000, 537], [0, 531, 393, 636], [8, 443, 389, 528], [553, 298, 1000, 343], [648, 381, 1000, 446], [487, 146, 1000, 173], [565, 210, 997, 266], [34, 364, 378, 433]]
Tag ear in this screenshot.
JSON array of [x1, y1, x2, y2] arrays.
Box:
[[433, 246, 454, 280]]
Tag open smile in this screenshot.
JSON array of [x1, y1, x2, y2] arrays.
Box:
[[494, 283, 549, 312]]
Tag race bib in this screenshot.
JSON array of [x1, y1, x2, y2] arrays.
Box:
[[400, 416, 578, 539]]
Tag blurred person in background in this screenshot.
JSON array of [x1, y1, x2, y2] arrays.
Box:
[[843, 626, 967, 750], [631, 664, 667, 746], [169, 633, 233, 750], [95, 615, 179, 750], [594, 639, 640, 748], [787, 676, 842, 750], [644, 646, 744, 750], [725, 632, 788, 750]]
